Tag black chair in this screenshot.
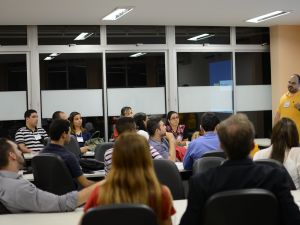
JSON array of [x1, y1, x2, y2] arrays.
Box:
[[94, 142, 114, 162], [201, 150, 226, 159], [255, 158, 297, 190], [193, 157, 225, 175], [153, 159, 185, 200], [0, 201, 11, 214], [81, 204, 158, 225], [32, 153, 76, 195], [203, 188, 279, 225]]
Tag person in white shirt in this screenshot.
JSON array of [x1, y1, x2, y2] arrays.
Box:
[[253, 117, 300, 189]]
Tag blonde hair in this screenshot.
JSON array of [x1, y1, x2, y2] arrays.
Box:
[[99, 132, 163, 221]]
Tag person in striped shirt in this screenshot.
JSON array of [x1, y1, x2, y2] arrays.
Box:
[[15, 109, 48, 153], [104, 117, 162, 176]]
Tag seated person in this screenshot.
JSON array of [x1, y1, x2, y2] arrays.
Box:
[[148, 116, 176, 161], [69, 112, 91, 154], [111, 106, 134, 140], [166, 111, 188, 146], [104, 117, 162, 175], [183, 112, 220, 170], [15, 109, 48, 153], [41, 119, 94, 188], [254, 118, 300, 189], [179, 114, 300, 225], [84, 132, 175, 225], [134, 112, 150, 140], [0, 138, 99, 213]]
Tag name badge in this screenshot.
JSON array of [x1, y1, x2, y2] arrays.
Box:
[[284, 101, 290, 108], [77, 137, 84, 143], [34, 134, 41, 140]]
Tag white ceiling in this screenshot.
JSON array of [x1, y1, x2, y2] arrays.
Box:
[[0, 0, 299, 27]]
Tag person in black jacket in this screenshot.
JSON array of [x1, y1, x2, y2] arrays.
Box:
[[180, 113, 300, 225]]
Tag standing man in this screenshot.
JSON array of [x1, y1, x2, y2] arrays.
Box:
[[15, 109, 48, 153], [274, 74, 300, 138]]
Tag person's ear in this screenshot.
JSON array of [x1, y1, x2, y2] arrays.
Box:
[[9, 151, 17, 160]]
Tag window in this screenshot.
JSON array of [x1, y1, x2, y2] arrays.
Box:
[[236, 27, 269, 45], [0, 26, 27, 45]]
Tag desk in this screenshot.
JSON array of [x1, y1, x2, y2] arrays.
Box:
[[24, 151, 95, 160], [22, 170, 105, 182], [0, 200, 187, 225], [254, 138, 271, 148]]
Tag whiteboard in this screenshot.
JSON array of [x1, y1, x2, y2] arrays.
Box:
[[41, 89, 103, 118], [107, 87, 166, 116], [178, 86, 233, 113], [236, 85, 272, 111], [0, 91, 27, 120]]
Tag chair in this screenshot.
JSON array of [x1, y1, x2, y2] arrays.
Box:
[[193, 157, 225, 175], [153, 159, 185, 200], [203, 188, 279, 225], [255, 159, 297, 190], [81, 204, 158, 225], [0, 201, 11, 214], [201, 150, 226, 159], [32, 153, 76, 195], [94, 142, 114, 162]]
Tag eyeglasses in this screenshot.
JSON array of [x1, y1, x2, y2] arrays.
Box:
[[170, 116, 179, 120]]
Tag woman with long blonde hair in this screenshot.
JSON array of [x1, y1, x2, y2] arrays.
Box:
[[84, 132, 175, 225]]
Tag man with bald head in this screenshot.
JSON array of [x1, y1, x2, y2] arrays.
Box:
[[274, 74, 300, 137]]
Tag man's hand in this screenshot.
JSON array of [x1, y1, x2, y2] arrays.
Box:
[[294, 102, 300, 111], [165, 132, 175, 142]]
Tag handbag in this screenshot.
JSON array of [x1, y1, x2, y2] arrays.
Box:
[[84, 131, 104, 151]]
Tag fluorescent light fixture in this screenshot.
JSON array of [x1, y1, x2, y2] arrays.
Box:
[[188, 33, 215, 41], [74, 32, 94, 40], [102, 7, 134, 21], [44, 57, 53, 61], [49, 53, 60, 57], [129, 52, 147, 57], [246, 11, 291, 23]]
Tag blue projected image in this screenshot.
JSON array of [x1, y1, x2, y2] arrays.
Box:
[[209, 60, 232, 86]]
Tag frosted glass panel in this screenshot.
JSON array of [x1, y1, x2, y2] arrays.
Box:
[[236, 85, 272, 111], [41, 90, 103, 118], [107, 87, 165, 116], [178, 86, 233, 113], [0, 91, 27, 120]]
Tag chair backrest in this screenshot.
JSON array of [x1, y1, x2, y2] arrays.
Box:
[[203, 188, 279, 225], [0, 201, 11, 215], [81, 204, 158, 225], [193, 157, 225, 175], [201, 150, 226, 159], [254, 158, 296, 190], [94, 142, 114, 162], [153, 159, 185, 200], [32, 153, 76, 195]]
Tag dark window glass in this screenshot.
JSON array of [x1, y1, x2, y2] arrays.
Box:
[[0, 54, 27, 91], [238, 111, 272, 138], [236, 27, 269, 45], [106, 26, 166, 44], [40, 53, 103, 90], [0, 26, 27, 45], [175, 26, 230, 44], [0, 120, 25, 139], [177, 52, 232, 86], [106, 52, 165, 88], [38, 25, 100, 45], [235, 52, 271, 85]]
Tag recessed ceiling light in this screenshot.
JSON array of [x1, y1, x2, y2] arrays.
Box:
[[49, 53, 60, 57], [130, 52, 147, 58], [246, 11, 291, 23], [44, 57, 53, 61], [74, 32, 94, 40], [102, 7, 134, 21], [188, 33, 215, 41]]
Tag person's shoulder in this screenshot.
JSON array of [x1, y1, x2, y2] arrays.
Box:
[[104, 148, 113, 156], [253, 147, 271, 160], [37, 127, 47, 132], [16, 127, 27, 133]]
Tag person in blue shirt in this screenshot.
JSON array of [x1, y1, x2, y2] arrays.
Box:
[[183, 112, 221, 170]]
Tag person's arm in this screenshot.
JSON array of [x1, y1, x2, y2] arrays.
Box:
[[77, 180, 104, 207], [76, 174, 96, 188], [17, 143, 31, 153], [183, 145, 193, 170], [80, 146, 89, 154], [166, 132, 176, 161]]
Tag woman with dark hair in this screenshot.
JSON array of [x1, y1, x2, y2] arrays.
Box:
[[83, 132, 175, 225], [134, 112, 149, 140], [69, 111, 91, 154], [254, 117, 300, 189], [166, 111, 188, 146]]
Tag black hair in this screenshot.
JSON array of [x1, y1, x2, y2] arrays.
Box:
[[116, 117, 136, 134], [201, 112, 220, 132], [49, 119, 70, 141], [24, 109, 37, 119], [0, 138, 12, 169], [133, 112, 147, 131], [52, 111, 64, 120], [147, 116, 162, 136], [120, 106, 132, 116], [166, 111, 178, 126]]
